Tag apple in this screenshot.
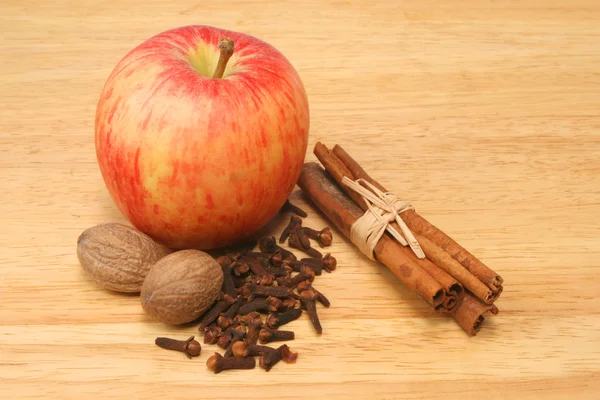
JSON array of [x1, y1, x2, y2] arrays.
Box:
[[95, 25, 310, 250]]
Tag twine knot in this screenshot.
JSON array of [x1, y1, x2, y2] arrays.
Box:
[[341, 176, 425, 260]]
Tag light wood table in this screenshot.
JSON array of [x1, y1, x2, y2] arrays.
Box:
[[2, 1, 599, 398]]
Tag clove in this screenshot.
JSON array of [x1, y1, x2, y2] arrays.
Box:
[[276, 271, 314, 289], [232, 260, 250, 276], [301, 254, 337, 273], [244, 314, 263, 346], [222, 297, 243, 319], [216, 328, 233, 349], [206, 352, 256, 374], [280, 199, 308, 217], [259, 344, 287, 371], [322, 253, 337, 272], [242, 257, 270, 276], [198, 293, 236, 330], [266, 308, 303, 329], [224, 325, 246, 357], [269, 251, 284, 267], [281, 345, 298, 364], [218, 258, 237, 298], [289, 232, 322, 259], [292, 260, 322, 276], [297, 281, 330, 308], [280, 297, 298, 310], [303, 226, 333, 247], [233, 342, 276, 357], [216, 315, 232, 330], [299, 288, 322, 334], [238, 298, 271, 315], [265, 296, 283, 312], [259, 237, 297, 264], [258, 327, 295, 344], [155, 336, 201, 359], [203, 325, 222, 345], [239, 282, 297, 300], [279, 215, 303, 243]]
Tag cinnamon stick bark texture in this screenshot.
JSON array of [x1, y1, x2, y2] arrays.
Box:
[[416, 234, 497, 305], [298, 162, 448, 311], [411, 253, 463, 311], [331, 144, 503, 297], [452, 292, 499, 336]]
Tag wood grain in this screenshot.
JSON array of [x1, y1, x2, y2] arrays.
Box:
[[1, 0, 599, 398]]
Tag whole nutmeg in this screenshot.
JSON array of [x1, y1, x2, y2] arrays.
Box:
[[77, 223, 171, 293], [141, 249, 223, 325]]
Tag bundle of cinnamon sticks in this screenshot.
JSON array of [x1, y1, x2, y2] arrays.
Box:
[[297, 142, 503, 335]]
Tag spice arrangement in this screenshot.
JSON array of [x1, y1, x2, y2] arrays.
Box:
[[297, 142, 503, 336], [77, 202, 336, 373]]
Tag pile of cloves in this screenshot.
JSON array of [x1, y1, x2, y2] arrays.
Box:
[[155, 201, 337, 373]]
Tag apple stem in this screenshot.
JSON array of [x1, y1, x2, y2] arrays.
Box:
[[212, 38, 234, 79]]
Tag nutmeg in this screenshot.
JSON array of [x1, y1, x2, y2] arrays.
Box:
[[141, 249, 223, 325], [76, 223, 171, 293]]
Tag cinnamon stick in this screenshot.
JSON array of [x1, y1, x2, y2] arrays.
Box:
[[452, 291, 499, 336], [298, 162, 448, 311], [331, 144, 503, 296], [416, 234, 497, 305], [412, 255, 463, 312], [314, 142, 368, 211], [314, 143, 465, 310]]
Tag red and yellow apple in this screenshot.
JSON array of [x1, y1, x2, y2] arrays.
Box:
[[94, 25, 310, 250]]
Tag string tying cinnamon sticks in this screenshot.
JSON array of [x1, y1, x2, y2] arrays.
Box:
[[340, 176, 425, 260]]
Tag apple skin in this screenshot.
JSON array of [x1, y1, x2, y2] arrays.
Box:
[[95, 25, 310, 250]]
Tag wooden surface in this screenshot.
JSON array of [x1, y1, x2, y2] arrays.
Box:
[[1, 1, 599, 398]]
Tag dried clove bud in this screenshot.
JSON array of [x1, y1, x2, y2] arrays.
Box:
[[297, 281, 330, 308], [259, 344, 287, 371], [259, 237, 296, 264], [258, 327, 295, 344], [256, 274, 275, 286], [279, 215, 303, 243], [245, 315, 263, 346], [280, 297, 298, 310], [155, 336, 201, 359], [289, 232, 322, 259], [232, 260, 250, 276], [218, 258, 237, 298], [280, 200, 308, 218], [239, 311, 261, 325], [265, 296, 283, 312], [203, 325, 222, 345], [217, 315, 232, 330], [292, 260, 322, 276], [322, 253, 337, 272], [206, 353, 256, 374], [222, 297, 243, 318], [269, 251, 284, 267], [238, 298, 271, 315], [224, 325, 246, 357], [198, 293, 236, 330], [216, 328, 233, 349], [239, 282, 297, 300], [301, 254, 337, 273], [266, 308, 302, 329], [243, 257, 270, 276], [303, 226, 333, 247], [281, 345, 298, 364], [235, 343, 276, 357], [299, 289, 322, 334], [264, 266, 289, 278], [276, 271, 314, 289]]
